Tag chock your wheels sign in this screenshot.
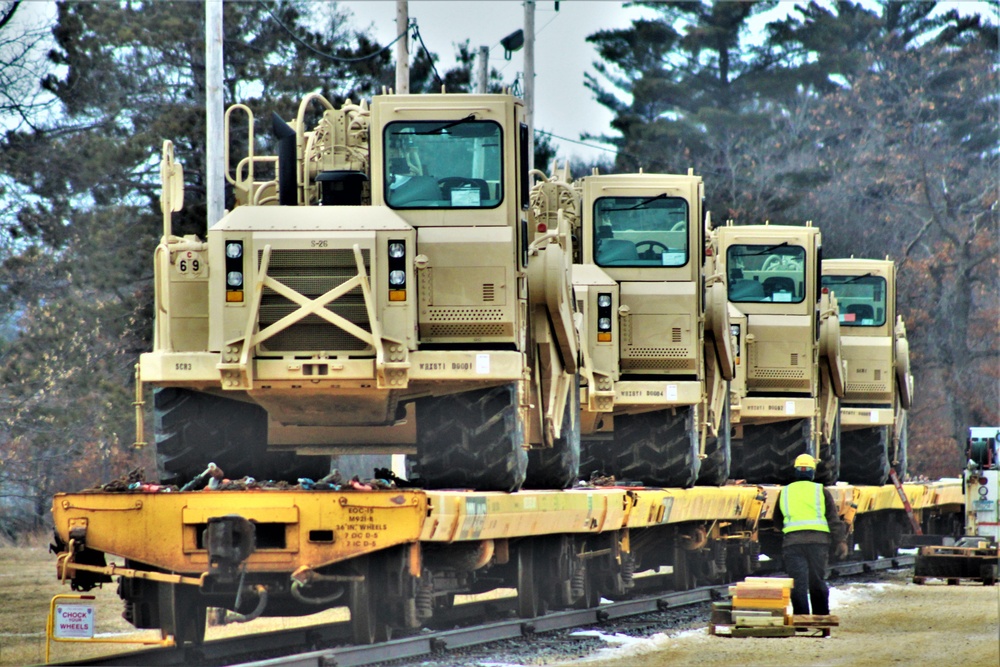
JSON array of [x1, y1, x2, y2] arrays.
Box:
[[53, 603, 95, 638]]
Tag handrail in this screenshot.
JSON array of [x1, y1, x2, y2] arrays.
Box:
[[294, 93, 336, 204], [225, 104, 255, 187]]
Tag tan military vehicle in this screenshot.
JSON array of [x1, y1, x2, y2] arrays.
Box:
[[569, 170, 735, 487], [822, 257, 912, 485], [143, 91, 579, 492], [715, 222, 844, 485]]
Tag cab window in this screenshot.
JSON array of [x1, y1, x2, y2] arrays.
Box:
[[821, 274, 888, 326], [593, 195, 689, 267], [384, 120, 502, 209], [727, 243, 806, 303]]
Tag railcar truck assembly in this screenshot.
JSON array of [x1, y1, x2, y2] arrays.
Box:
[[714, 222, 845, 485], [142, 91, 580, 492]]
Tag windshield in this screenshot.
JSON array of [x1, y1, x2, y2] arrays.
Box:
[[821, 274, 888, 326], [383, 120, 502, 209], [726, 243, 806, 303], [593, 195, 689, 267]]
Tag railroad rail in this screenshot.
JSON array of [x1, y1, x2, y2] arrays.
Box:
[[57, 555, 915, 667]]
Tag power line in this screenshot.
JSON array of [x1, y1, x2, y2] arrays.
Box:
[[535, 129, 619, 156], [411, 22, 443, 88], [265, 6, 407, 63]]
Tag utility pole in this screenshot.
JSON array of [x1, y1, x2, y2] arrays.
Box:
[[523, 0, 535, 167], [396, 0, 409, 94], [205, 0, 224, 226], [477, 45, 489, 94]]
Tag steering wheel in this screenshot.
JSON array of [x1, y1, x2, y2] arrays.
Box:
[[635, 240, 670, 258], [438, 177, 482, 191], [762, 255, 785, 271]]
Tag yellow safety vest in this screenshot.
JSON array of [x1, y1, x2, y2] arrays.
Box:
[[780, 481, 830, 533]]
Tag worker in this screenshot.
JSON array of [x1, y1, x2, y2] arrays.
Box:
[[772, 453, 849, 616]]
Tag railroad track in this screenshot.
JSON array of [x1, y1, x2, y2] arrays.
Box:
[[62, 555, 914, 667]]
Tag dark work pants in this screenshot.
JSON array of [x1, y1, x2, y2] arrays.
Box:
[[783, 542, 830, 615]]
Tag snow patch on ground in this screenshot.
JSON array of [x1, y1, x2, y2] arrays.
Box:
[[829, 581, 890, 609], [537, 582, 893, 665], [563, 627, 705, 664]]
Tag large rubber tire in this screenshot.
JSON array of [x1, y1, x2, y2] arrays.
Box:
[[697, 397, 731, 486], [729, 437, 745, 480], [893, 415, 908, 480], [613, 406, 700, 488], [415, 384, 528, 492], [526, 378, 581, 489], [153, 388, 330, 486], [840, 425, 890, 486], [815, 410, 840, 486], [741, 418, 812, 485]]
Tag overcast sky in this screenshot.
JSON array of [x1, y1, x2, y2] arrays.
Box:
[[343, 1, 659, 165], [342, 0, 996, 167]]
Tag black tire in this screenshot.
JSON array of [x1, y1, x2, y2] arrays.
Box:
[[526, 378, 581, 489], [578, 435, 614, 482], [153, 388, 329, 486], [613, 406, 700, 488], [697, 396, 731, 486], [415, 384, 527, 492], [815, 410, 840, 486], [893, 415, 908, 480], [730, 437, 745, 480], [840, 425, 890, 486], [741, 418, 812, 485]]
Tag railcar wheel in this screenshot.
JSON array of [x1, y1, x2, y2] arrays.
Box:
[[526, 377, 581, 489], [572, 565, 600, 610], [840, 425, 890, 486], [876, 515, 904, 558], [516, 541, 541, 618], [613, 406, 700, 488], [158, 583, 206, 646], [741, 418, 812, 485], [697, 397, 731, 486], [855, 516, 878, 561], [415, 384, 527, 492], [349, 560, 392, 644], [153, 388, 329, 485]]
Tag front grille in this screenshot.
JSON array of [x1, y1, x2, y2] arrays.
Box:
[[624, 347, 689, 359], [258, 248, 372, 353], [753, 368, 807, 379], [621, 357, 695, 371]]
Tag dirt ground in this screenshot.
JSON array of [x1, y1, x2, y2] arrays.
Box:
[[574, 570, 1000, 667]]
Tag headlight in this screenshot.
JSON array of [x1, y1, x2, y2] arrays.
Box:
[[598, 317, 612, 331], [388, 242, 406, 259], [597, 294, 612, 308], [227, 271, 243, 287], [389, 270, 406, 286], [226, 242, 242, 259]]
